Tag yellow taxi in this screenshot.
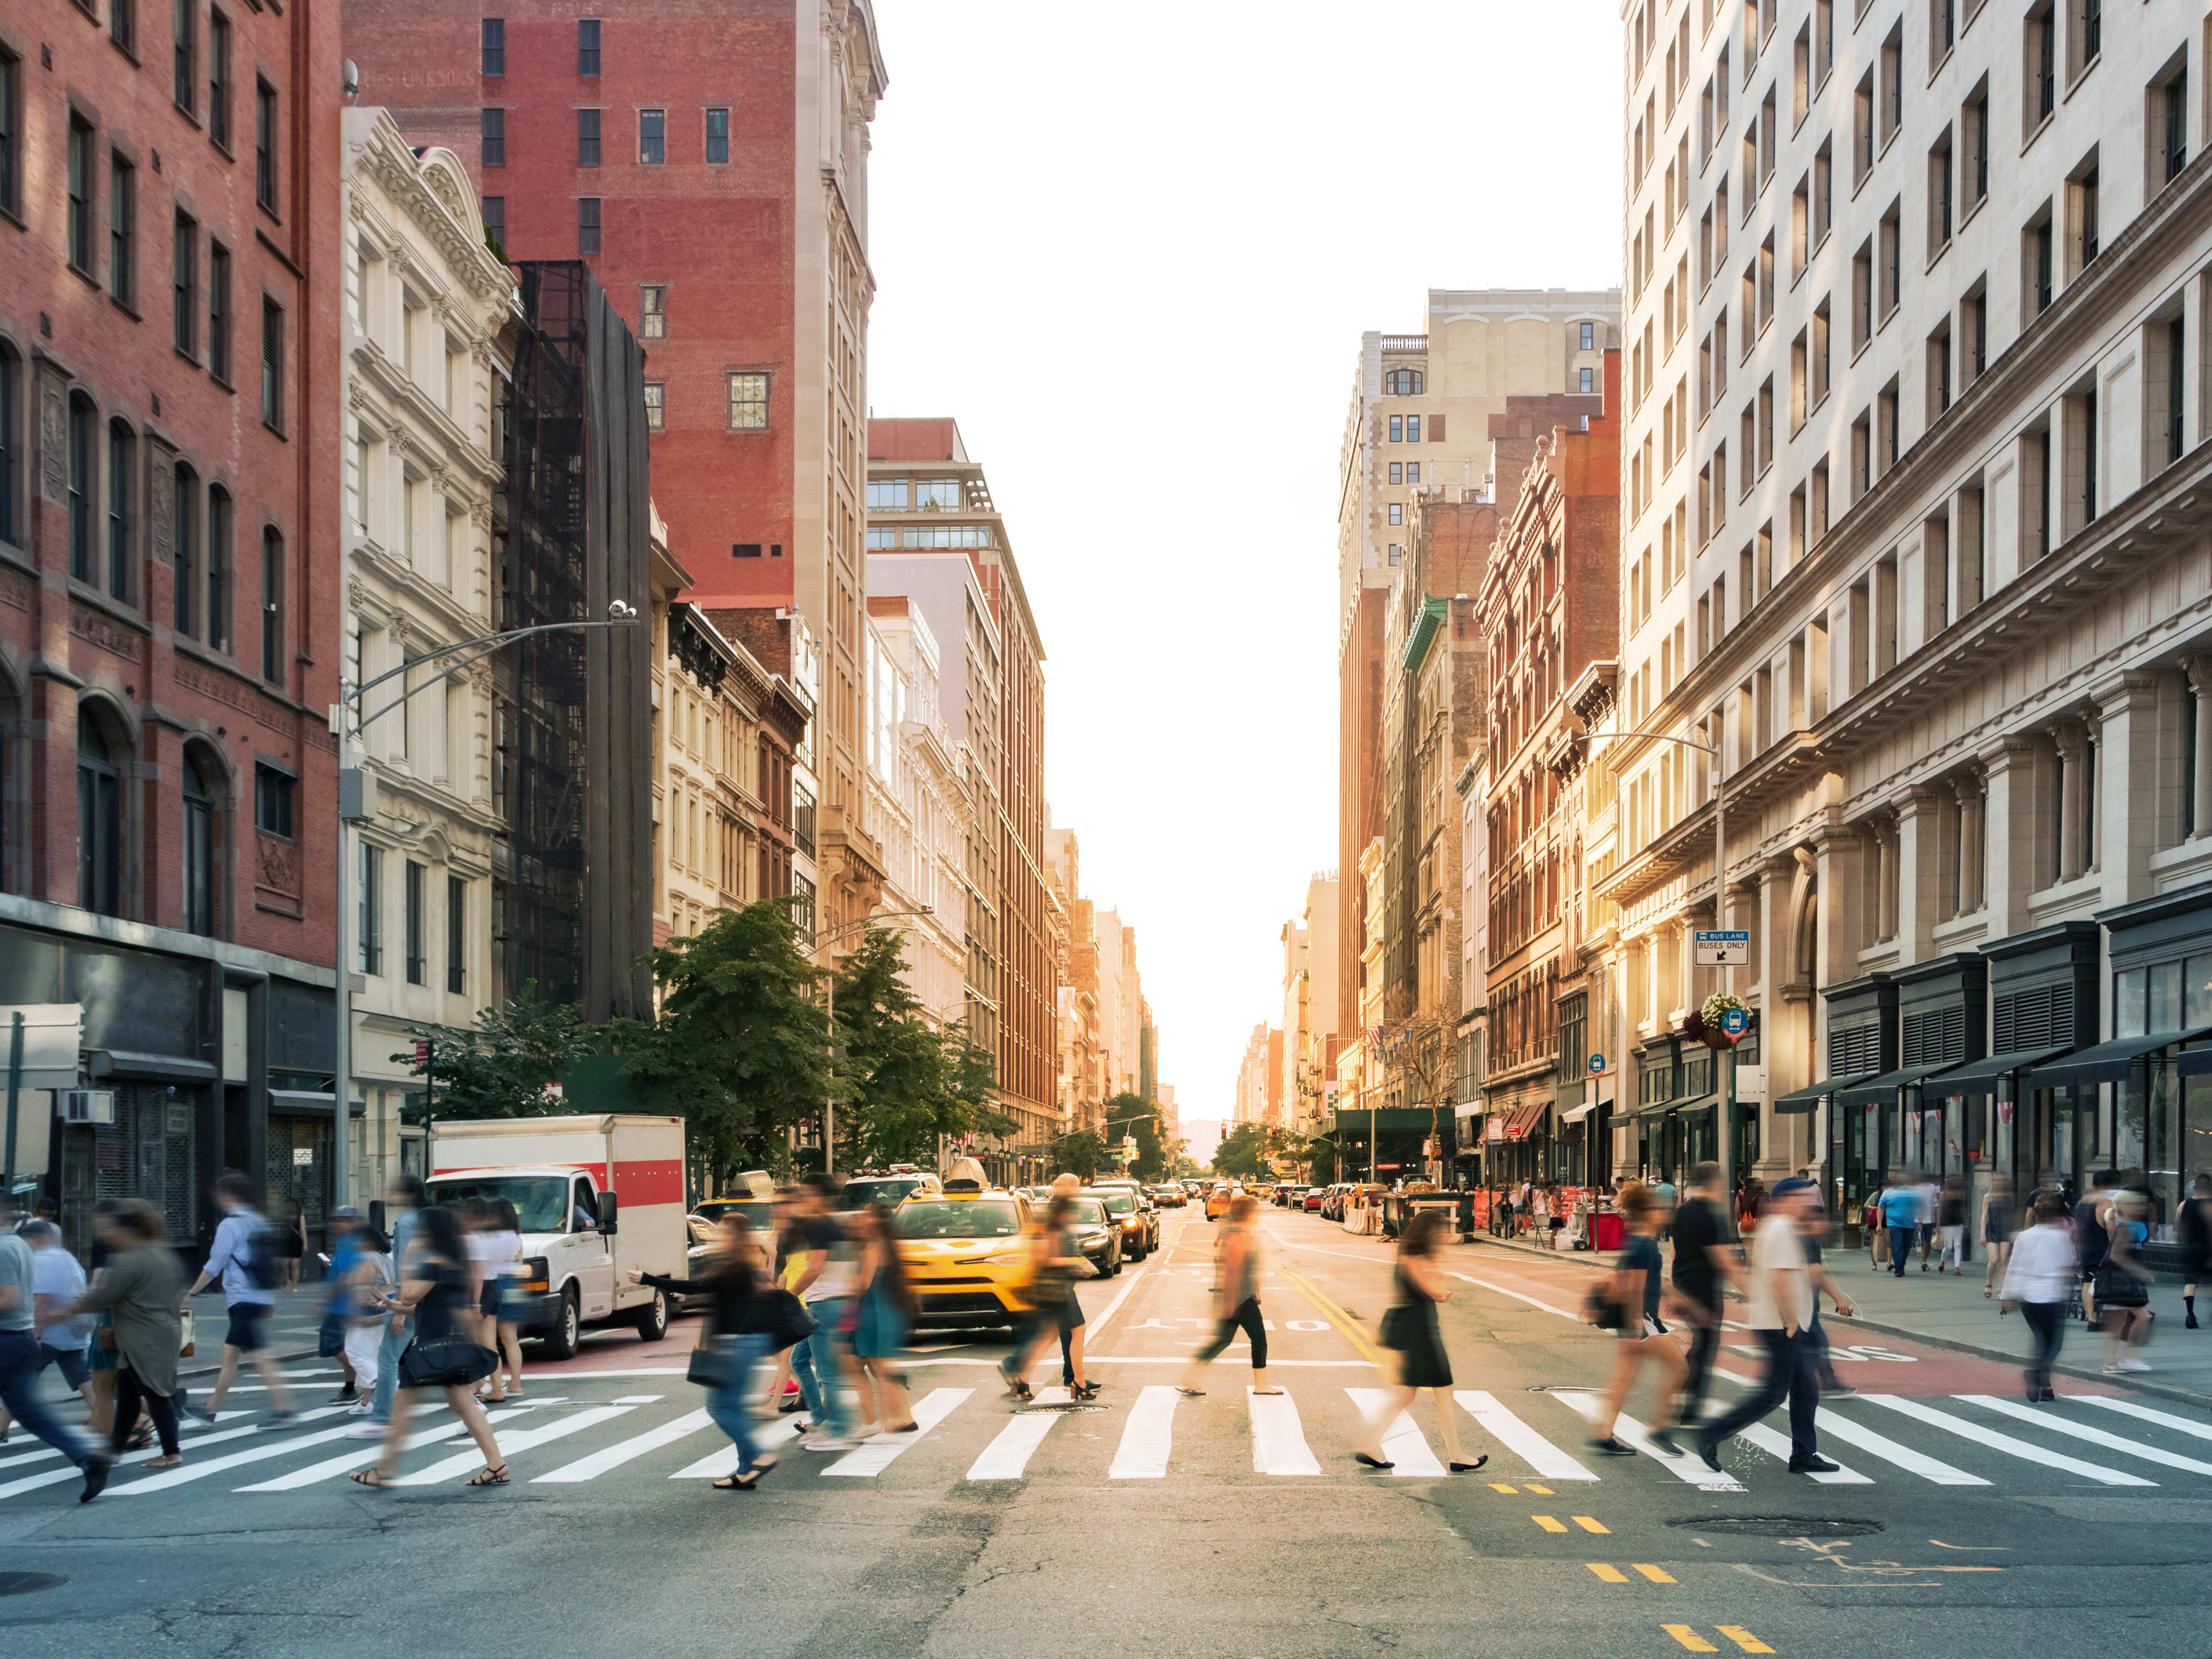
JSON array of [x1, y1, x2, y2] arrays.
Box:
[[894, 1180, 1034, 1330]]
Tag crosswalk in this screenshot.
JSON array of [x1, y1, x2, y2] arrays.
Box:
[[10, 1379, 2212, 1503]]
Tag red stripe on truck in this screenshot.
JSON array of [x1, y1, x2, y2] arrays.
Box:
[[428, 1159, 685, 1209]]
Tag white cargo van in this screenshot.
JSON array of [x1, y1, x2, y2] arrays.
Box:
[[427, 1115, 686, 1358]]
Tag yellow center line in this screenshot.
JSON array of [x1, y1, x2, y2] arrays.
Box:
[[1633, 1564, 1677, 1584], [1573, 1515, 1609, 1534], [1662, 1627, 1720, 1653], [1488, 1482, 1520, 1494], [1277, 1267, 1386, 1367], [1586, 1563, 1630, 1582], [1525, 1483, 1555, 1494], [1717, 1628, 1774, 1654], [1533, 1515, 1570, 1533]]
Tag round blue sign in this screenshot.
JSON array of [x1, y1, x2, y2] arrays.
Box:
[[1721, 1008, 1750, 1036], [1586, 1054, 1607, 1074]]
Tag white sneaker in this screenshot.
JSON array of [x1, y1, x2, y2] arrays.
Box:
[[346, 1398, 373, 1415], [345, 1423, 387, 1440], [804, 1437, 854, 1452], [854, 1423, 882, 1441], [2118, 1358, 2152, 1373]]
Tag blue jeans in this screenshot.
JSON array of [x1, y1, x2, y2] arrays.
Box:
[[789, 1298, 851, 1437], [0, 1330, 93, 1467], [703, 1333, 773, 1474], [1890, 1225, 1915, 1276], [370, 1315, 412, 1422]]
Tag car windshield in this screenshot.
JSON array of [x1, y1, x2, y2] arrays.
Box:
[[842, 1177, 927, 1210], [1093, 1192, 1135, 1215], [695, 1199, 770, 1227], [1063, 1199, 1107, 1225], [897, 1200, 1021, 1239], [426, 1175, 570, 1233]]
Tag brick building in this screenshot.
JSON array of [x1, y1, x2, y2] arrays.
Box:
[[0, 0, 343, 1251], [342, 0, 889, 937]]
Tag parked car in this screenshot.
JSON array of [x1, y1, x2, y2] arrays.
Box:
[[1302, 1187, 1326, 1212], [840, 1166, 942, 1210]]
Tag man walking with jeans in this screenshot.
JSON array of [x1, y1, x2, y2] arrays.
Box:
[[351, 1177, 424, 1440], [181, 1175, 298, 1425], [1880, 1171, 1920, 1279], [0, 1195, 113, 1499], [1694, 1177, 1838, 1476], [789, 1172, 858, 1453]]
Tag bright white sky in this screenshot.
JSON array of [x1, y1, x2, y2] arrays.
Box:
[[868, 0, 1622, 1124]]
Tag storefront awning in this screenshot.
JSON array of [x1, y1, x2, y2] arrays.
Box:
[[1831, 1060, 1964, 1108], [1633, 1090, 1717, 1121], [1558, 1100, 1596, 1123], [2174, 1046, 2212, 1078], [1500, 1100, 1550, 1141], [1937, 1046, 2073, 1099], [1771, 1071, 1880, 1115], [2029, 1027, 2212, 1091]]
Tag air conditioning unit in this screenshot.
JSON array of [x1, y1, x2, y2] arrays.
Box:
[[61, 1089, 116, 1126]]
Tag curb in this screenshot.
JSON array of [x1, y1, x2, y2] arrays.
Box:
[[1463, 1235, 2212, 1415]]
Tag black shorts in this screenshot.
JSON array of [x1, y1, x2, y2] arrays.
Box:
[[479, 1279, 502, 1319], [225, 1302, 272, 1354], [40, 1343, 92, 1389]]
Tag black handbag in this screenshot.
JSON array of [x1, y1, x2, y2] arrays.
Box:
[[687, 1342, 740, 1388], [769, 1290, 817, 1352], [399, 1335, 499, 1389], [1582, 1282, 1627, 1331]]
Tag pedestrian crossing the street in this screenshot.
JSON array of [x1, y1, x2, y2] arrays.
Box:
[[13, 1380, 2212, 1505]]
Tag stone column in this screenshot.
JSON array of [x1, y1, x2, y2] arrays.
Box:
[[2050, 722, 2084, 881], [2092, 672, 2161, 909], [1756, 856, 1801, 1180], [1895, 787, 1943, 961], [1979, 735, 2040, 932], [1951, 772, 1985, 916], [2185, 657, 2212, 839]]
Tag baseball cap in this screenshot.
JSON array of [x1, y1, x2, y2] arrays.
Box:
[[1770, 1177, 1817, 1200]]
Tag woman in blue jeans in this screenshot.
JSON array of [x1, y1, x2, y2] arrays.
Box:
[[635, 1214, 778, 1490]]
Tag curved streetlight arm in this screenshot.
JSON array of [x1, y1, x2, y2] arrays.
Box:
[[345, 614, 642, 743]]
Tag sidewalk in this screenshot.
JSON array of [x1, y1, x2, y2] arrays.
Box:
[[1463, 1228, 2212, 1411]]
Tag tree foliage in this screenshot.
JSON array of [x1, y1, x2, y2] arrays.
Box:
[[1050, 1130, 1107, 1181], [830, 928, 1012, 1170], [393, 983, 600, 1121], [1212, 1121, 1273, 1180]]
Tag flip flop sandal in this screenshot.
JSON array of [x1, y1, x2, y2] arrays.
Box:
[[465, 1464, 509, 1486], [713, 1472, 760, 1490], [349, 1469, 393, 1488]]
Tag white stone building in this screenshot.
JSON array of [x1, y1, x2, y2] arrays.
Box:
[[865, 596, 968, 1023]]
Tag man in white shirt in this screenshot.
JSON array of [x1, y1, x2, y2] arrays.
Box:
[[1692, 1177, 1836, 1475]]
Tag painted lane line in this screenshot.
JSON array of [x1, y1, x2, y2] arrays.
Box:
[[1107, 1387, 1179, 1480], [532, 1408, 716, 1483], [1957, 1395, 2212, 1476], [1662, 1627, 1720, 1653], [0, 1418, 279, 1501], [669, 1415, 805, 1480], [2079, 1395, 2212, 1445], [1247, 1386, 1323, 1476], [1573, 1515, 1609, 1533], [1859, 1394, 2155, 1486], [1710, 1368, 1986, 1486], [1076, 1357, 1373, 1366], [965, 1388, 1072, 1480], [1532, 1514, 1569, 1532], [1634, 1564, 1677, 1583], [1551, 1393, 1744, 1492], [1445, 1272, 1583, 1322], [823, 1388, 969, 1477], [1588, 1562, 1630, 1582], [609, 1395, 665, 1404], [1345, 1388, 1447, 1476], [1078, 1255, 1156, 1341], [236, 1409, 529, 1491], [1717, 1626, 1775, 1654], [119, 1407, 361, 1492], [389, 1406, 638, 1486], [1453, 1390, 1597, 1482]]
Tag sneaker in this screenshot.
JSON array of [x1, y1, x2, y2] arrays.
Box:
[[345, 1423, 388, 1440], [263, 1410, 300, 1428], [803, 1437, 854, 1452], [2118, 1358, 2152, 1373], [2187, 1312, 2200, 1330], [1691, 1433, 1723, 1473], [1824, 1383, 1858, 1396], [1788, 1454, 1841, 1474], [180, 1404, 218, 1427], [79, 1459, 111, 1503], [1646, 1428, 1680, 1457], [2103, 1363, 2127, 1374], [331, 1387, 359, 1405], [346, 1398, 373, 1415]]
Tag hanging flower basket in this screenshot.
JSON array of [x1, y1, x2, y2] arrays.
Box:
[[1694, 991, 1753, 1051]]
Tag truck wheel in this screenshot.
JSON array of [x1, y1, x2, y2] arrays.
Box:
[[539, 1288, 581, 1361], [633, 1288, 669, 1342]]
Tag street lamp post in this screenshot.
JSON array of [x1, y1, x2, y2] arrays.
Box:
[[810, 906, 933, 1179], [328, 602, 642, 1223]]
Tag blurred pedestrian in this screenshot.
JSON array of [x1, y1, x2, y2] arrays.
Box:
[[2075, 1170, 2118, 1326], [351, 1176, 424, 1440], [338, 1221, 392, 1418], [1735, 1178, 1766, 1237], [277, 1198, 306, 1293], [0, 1221, 98, 1443], [1694, 1177, 1837, 1476], [1353, 1211, 1484, 1471], [1981, 1174, 2017, 1308], [1672, 1162, 1745, 1425], [1938, 1175, 1968, 1274], [1177, 1195, 1278, 1397], [2001, 1193, 2077, 1400], [1802, 1206, 1857, 1395], [851, 1202, 918, 1435], [320, 1207, 366, 1404], [350, 1205, 504, 1488], [1000, 1192, 1092, 1401], [179, 1174, 296, 1425], [1879, 1170, 1919, 1279], [634, 1213, 778, 1489], [788, 1171, 859, 1452], [70, 1200, 186, 1479], [2097, 1190, 2155, 1374], [1586, 1181, 1691, 1457], [468, 1199, 525, 1404], [2179, 1174, 2212, 1330], [0, 1194, 113, 1499]]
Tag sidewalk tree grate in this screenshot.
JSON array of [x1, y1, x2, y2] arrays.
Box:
[[0, 1574, 66, 1597], [1672, 1516, 1883, 1537]]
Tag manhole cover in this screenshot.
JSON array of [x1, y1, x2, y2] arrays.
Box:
[[1013, 1403, 1109, 1415], [0, 1574, 66, 1597], [1671, 1516, 1884, 1538]]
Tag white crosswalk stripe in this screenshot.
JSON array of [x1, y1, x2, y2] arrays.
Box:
[[1723, 1421, 1872, 1483], [237, 1408, 532, 1491], [1709, 1366, 1988, 1485], [1452, 1390, 1596, 1481], [391, 1406, 638, 1486], [966, 1389, 1071, 1480], [533, 1410, 715, 1483], [1108, 1385, 1180, 1479], [1, 1418, 277, 1501], [1956, 1395, 2212, 1476], [670, 1415, 805, 1479], [1551, 1392, 1744, 1492], [1860, 1395, 2156, 1487], [2079, 1395, 2212, 1445], [0, 1411, 248, 1474], [822, 1388, 969, 1477], [1345, 1389, 1446, 1476], [1247, 1386, 1322, 1476], [120, 1407, 357, 1493]]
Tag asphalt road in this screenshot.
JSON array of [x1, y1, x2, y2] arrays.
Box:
[[3, 1206, 2209, 1658]]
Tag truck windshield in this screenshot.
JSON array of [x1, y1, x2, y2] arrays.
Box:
[[427, 1176, 571, 1233]]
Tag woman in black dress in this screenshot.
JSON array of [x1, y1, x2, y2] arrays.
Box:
[[1351, 1213, 1484, 1472], [351, 1205, 505, 1488]]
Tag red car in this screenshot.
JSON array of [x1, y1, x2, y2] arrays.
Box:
[[1302, 1188, 1325, 1211]]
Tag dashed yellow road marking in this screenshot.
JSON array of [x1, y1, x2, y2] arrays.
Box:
[[1533, 1514, 1570, 1533], [1489, 1482, 1520, 1493], [1573, 1515, 1609, 1534], [1662, 1628, 1719, 1653], [1526, 1482, 1555, 1494], [1717, 1628, 1774, 1654], [1633, 1563, 1677, 1584], [1586, 1563, 1630, 1582]]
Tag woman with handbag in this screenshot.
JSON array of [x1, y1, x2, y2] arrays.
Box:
[[851, 1203, 919, 1437], [351, 1205, 505, 1488], [2097, 1190, 2156, 1374], [1584, 1181, 1691, 1458], [632, 1213, 781, 1490], [999, 1195, 1096, 1402], [1350, 1212, 1484, 1472], [67, 1199, 187, 1475]]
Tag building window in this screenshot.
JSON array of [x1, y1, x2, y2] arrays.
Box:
[[112, 0, 137, 56], [447, 874, 467, 994], [1388, 415, 1402, 442], [1384, 368, 1423, 395], [1580, 322, 1595, 349], [106, 422, 134, 602], [1406, 461, 1419, 483], [577, 107, 600, 166], [1406, 415, 1421, 442], [173, 211, 198, 355], [577, 17, 600, 75], [172, 0, 196, 113], [260, 527, 284, 683], [206, 486, 230, 651], [359, 843, 382, 974], [208, 242, 230, 380], [481, 196, 504, 253], [578, 197, 600, 255], [68, 396, 94, 581], [182, 748, 216, 938], [405, 859, 427, 984], [254, 81, 276, 212], [704, 107, 729, 164], [482, 107, 506, 169], [0, 49, 20, 222], [638, 107, 664, 165], [1388, 461, 1402, 485], [172, 463, 196, 634], [77, 708, 123, 918], [639, 285, 665, 337], [726, 371, 768, 430], [67, 116, 96, 276], [208, 11, 230, 149], [0, 346, 19, 544], [1388, 502, 1403, 525], [108, 153, 136, 309], [480, 17, 505, 76], [260, 298, 283, 429], [643, 381, 664, 431], [1580, 367, 1595, 392]]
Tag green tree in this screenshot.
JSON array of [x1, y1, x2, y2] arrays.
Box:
[[393, 983, 600, 1121], [614, 899, 830, 1191], [1050, 1130, 1107, 1181], [1099, 1090, 1172, 1180], [1213, 1121, 1273, 1181], [830, 928, 1012, 1169]]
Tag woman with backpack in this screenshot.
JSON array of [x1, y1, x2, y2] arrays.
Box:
[[350, 1205, 505, 1488], [631, 1213, 783, 1489]]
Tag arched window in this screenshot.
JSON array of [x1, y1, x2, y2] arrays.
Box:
[[0, 344, 21, 545], [260, 526, 285, 684], [182, 744, 218, 937], [1384, 368, 1424, 396], [172, 463, 198, 636], [67, 395, 95, 582], [77, 706, 123, 916], [206, 487, 233, 653], [107, 419, 135, 602]]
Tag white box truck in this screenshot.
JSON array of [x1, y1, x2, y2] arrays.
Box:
[[426, 1115, 686, 1358]]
